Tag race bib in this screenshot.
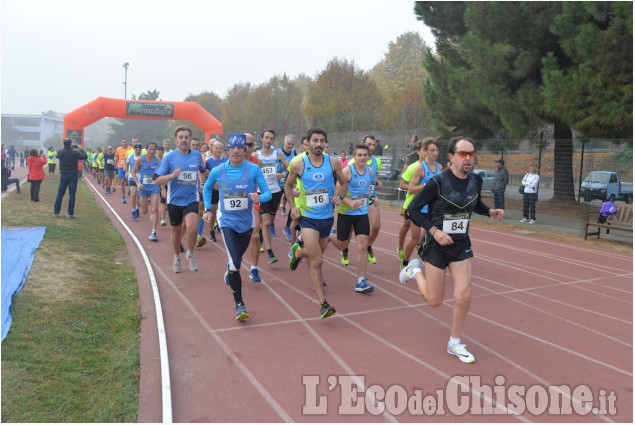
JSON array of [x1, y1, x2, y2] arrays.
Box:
[[442, 213, 470, 234], [369, 180, 376, 195], [350, 194, 368, 208], [306, 188, 329, 208], [261, 163, 278, 189], [177, 170, 197, 185], [142, 176, 154, 185], [223, 193, 248, 211], [106, 159, 115, 165]]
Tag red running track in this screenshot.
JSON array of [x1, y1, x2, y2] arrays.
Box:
[[83, 175, 632, 423]]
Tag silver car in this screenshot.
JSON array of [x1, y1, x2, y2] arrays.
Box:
[[472, 169, 495, 191]]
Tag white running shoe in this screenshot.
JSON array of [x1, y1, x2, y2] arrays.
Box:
[[173, 257, 182, 273], [187, 252, 199, 271], [447, 343, 475, 363], [520, 218, 528, 223], [399, 258, 421, 284], [528, 219, 535, 224]]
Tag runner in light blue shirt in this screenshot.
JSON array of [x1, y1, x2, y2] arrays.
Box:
[[154, 127, 206, 274]]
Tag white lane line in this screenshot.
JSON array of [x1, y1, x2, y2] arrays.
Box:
[[85, 177, 173, 423]]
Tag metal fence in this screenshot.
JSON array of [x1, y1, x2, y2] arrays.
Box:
[[329, 133, 632, 240]]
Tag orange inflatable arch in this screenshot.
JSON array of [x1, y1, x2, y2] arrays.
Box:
[[63, 97, 223, 146]]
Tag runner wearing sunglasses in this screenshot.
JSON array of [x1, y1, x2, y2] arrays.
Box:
[[400, 136, 504, 364]]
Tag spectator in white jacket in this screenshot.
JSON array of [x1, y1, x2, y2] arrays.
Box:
[[520, 165, 540, 224]]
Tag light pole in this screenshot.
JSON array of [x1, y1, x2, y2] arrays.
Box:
[[123, 62, 129, 138]]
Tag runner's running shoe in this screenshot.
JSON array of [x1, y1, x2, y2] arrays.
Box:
[[149, 231, 158, 242], [289, 243, 301, 271], [249, 268, 261, 282], [195, 235, 207, 247], [399, 258, 421, 284], [235, 304, 250, 321], [187, 252, 198, 271], [447, 343, 475, 363], [367, 248, 377, 264], [319, 300, 336, 319], [397, 249, 405, 263], [340, 251, 349, 266], [173, 257, 182, 273], [355, 278, 374, 293]]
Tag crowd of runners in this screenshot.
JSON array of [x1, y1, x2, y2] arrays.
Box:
[[83, 127, 504, 364]]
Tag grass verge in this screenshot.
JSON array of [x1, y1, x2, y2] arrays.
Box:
[[1, 177, 140, 422]]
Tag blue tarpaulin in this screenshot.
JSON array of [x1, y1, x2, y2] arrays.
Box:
[[1, 227, 46, 342]]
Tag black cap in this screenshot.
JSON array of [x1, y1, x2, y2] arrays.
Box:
[[134, 143, 143, 149]]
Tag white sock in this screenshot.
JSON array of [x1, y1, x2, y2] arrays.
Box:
[[174, 255, 181, 261], [251, 266, 258, 271], [357, 277, 365, 283], [448, 337, 461, 347], [186, 250, 193, 258]]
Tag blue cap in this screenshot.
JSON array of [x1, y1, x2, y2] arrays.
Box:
[[227, 133, 246, 150]]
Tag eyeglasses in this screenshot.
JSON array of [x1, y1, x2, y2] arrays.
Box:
[[246, 143, 254, 147], [453, 151, 475, 159]]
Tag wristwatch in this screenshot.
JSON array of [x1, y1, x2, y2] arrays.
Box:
[[204, 209, 212, 213]]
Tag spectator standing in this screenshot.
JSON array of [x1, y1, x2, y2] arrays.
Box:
[[407, 134, 418, 152], [520, 165, 540, 224], [27, 148, 47, 201], [47, 146, 57, 182], [491, 158, 509, 210], [339, 151, 348, 169], [374, 139, 383, 155], [53, 138, 87, 218], [7, 145, 17, 170], [19, 150, 25, 167]]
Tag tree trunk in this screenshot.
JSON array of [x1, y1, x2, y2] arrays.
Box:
[[552, 123, 576, 202]]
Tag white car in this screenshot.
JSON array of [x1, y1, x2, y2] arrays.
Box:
[[472, 169, 495, 191]]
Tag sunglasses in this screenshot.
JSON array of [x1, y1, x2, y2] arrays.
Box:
[[246, 143, 254, 147], [454, 151, 476, 159]]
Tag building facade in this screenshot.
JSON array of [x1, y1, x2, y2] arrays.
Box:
[[1, 114, 64, 150]]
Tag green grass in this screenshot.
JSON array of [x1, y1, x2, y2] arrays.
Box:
[[1, 176, 140, 422]]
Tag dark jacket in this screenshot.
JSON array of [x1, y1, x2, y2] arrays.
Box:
[[492, 167, 509, 192], [56, 147, 87, 174], [1, 163, 11, 185]]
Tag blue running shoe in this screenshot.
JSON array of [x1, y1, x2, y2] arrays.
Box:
[[283, 226, 292, 240], [270, 224, 276, 238], [122, 197, 127, 204], [235, 304, 250, 321], [249, 268, 261, 282], [355, 277, 374, 293]]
